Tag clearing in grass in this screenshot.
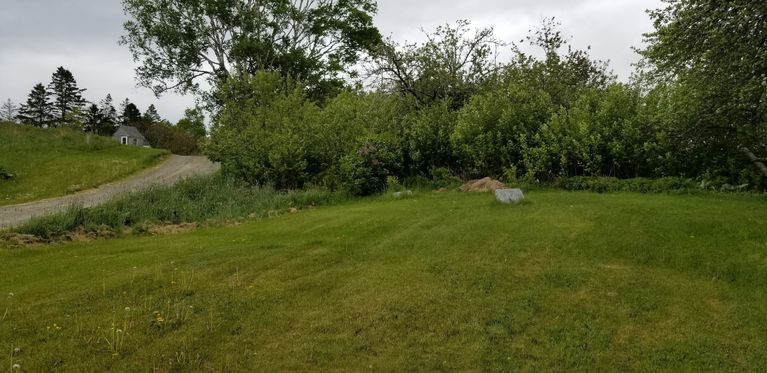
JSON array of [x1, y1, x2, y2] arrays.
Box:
[[0, 123, 168, 205], [1, 191, 766, 370]]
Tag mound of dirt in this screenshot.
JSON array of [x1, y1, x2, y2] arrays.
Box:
[[2, 233, 46, 246], [148, 222, 199, 235], [459, 177, 507, 193]]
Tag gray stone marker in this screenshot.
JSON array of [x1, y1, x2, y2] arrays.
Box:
[[495, 188, 525, 204]]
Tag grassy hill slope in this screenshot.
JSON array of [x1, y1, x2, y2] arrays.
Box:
[[0, 123, 168, 205], [1, 191, 766, 370]]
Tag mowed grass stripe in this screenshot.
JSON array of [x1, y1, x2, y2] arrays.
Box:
[[1, 191, 766, 370]]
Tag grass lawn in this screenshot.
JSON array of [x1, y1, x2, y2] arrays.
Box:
[[1, 191, 766, 370], [0, 124, 168, 205]]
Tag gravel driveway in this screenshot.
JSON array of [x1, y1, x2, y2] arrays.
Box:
[[0, 155, 220, 228]]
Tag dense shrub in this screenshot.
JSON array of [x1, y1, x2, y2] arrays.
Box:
[[207, 73, 409, 191], [340, 135, 403, 196], [200, 20, 767, 193], [452, 83, 553, 178], [402, 100, 457, 175], [144, 122, 200, 155], [206, 73, 321, 189]]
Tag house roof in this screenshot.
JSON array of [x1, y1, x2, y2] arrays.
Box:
[[116, 125, 145, 139]]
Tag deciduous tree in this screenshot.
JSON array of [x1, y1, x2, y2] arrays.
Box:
[[641, 0, 767, 177], [176, 107, 206, 139], [121, 0, 382, 100]]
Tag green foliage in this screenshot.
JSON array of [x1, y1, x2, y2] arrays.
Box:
[[641, 0, 767, 180], [427, 167, 461, 189], [340, 134, 403, 196], [372, 20, 500, 109], [205, 16, 767, 193], [121, 0, 382, 100], [17, 83, 52, 127], [144, 121, 199, 155], [452, 82, 552, 178], [176, 107, 206, 139], [119, 100, 143, 126], [521, 84, 653, 180], [403, 100, 457, 175], [207, 73, 321, 189], [208, 73, 407, 191], [48, 66, 86, 126]]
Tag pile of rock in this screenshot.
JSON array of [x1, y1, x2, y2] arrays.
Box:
[[458, 177, 525, 204], [459, 177, 507, 193]]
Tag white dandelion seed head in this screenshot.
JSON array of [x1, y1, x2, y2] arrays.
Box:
[[12, 364, 21, 370]]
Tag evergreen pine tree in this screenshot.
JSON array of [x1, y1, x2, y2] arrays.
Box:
[[120, 100, 143, 126], [48, 66, 86, 126], [83, 103, 103, 134], [17, 84, 52, 127], [97, 94, 118, 135], [143, 104, 161, 123]]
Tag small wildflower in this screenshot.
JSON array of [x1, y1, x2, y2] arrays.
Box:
[[8, 292, 14, 297], [12, 363, 21, 370], [13, 347, 20, 354], [125, 307, 131, 312]]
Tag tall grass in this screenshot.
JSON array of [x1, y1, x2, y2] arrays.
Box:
[[11, 174, 349, 241]]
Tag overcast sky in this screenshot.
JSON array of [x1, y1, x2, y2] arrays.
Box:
[[0, 0, 663, 122]]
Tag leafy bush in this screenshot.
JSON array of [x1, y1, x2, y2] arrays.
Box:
[[208, 73, 407, 190], [403, 101, 458, 175], [429, 167, 461, 189], [452, 83, 553, 178], [341, 135, 403, 196], [144, 122, 200, 155], [207, 73, 321, 189]]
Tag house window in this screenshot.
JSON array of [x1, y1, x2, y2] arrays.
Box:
[[121, 136, 128, 145], [132, 138, 138, 145]]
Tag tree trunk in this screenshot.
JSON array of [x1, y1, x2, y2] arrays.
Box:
[[742, 147, 767, 177]]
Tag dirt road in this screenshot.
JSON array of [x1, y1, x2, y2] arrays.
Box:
[[0, 155, 220, 228]]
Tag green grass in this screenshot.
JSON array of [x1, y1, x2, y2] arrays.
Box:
[[11, 174, 348, 241], [0, 123, 168, 205], [1, 191, 766, 370]]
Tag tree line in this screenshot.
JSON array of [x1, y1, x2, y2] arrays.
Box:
[[116, 0, 766, 193], [1, 66, 207, 154], [9, 0, 757, 193]]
